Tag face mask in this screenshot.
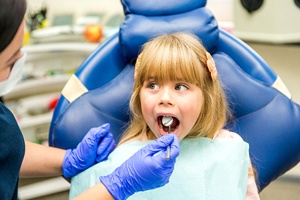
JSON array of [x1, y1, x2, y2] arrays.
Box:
[[0, 52, 26, 96]]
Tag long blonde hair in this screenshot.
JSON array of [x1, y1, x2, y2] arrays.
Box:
[[119, 32, 229, 144]]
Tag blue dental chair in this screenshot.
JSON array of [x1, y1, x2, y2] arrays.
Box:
[[49, 0, 300, 191]]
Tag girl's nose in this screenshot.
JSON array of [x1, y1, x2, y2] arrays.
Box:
[[159, 87, 174, 106]]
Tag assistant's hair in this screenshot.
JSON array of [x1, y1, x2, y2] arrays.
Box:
[[119, 32, 230, 144], [0, 0, 27, 52]]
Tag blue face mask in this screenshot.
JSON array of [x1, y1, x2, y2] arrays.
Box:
[[0, 52, 26, 96]]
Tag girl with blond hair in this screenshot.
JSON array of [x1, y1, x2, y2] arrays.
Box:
[[71, 32, 260, 200]]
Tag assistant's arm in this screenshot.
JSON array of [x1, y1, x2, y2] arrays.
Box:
[[20, 141, 65, 177], [20, 123, 115, 178]]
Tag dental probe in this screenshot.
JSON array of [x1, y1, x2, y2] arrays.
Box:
[[162, 116, 173, 160]]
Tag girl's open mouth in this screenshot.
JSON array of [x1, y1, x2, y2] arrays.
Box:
[[158, 116, 179, 133]]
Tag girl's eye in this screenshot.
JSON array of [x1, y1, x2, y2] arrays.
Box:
[[175, 84, 188, 91], [147, 82, 159, 90]]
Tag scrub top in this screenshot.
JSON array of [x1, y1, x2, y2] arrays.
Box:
[[0, 102, 25, 199]]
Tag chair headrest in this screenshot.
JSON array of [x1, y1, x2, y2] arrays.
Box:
[[121, 0, 207, 15], [119, 0, 218, 64]]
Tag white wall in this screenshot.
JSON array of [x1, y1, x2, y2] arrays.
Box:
[[207, 0, 233, 22], [27, 0, 234, 25]]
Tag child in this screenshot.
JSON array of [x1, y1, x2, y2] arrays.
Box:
[[70, 32, 260, 199]]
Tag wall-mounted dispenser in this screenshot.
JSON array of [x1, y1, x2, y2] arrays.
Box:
[[295, 0, 300, 8], [234, 0, 300, 43], [240, 0, 264, 13]]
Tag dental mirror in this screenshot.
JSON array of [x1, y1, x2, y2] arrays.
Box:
[[162, 116, 173, 160]]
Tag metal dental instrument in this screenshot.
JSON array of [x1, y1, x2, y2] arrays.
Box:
[[162, 116, 173, 160]]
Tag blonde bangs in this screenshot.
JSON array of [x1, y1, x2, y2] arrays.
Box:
[[137, 34, 206, 86]]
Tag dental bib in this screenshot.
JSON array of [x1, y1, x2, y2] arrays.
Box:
[[70, 137, 249, 200]]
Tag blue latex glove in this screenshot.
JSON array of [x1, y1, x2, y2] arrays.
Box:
[[100, 134, 180, 200], [62, 123, 116, 178]]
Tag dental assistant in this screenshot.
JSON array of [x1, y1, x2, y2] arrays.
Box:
[[0, 2, 117, 198], [0, 0, 180, 199]]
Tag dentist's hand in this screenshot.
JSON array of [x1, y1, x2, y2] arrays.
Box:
[[62, 123, 116, 178], [100, 134, 180, 200]]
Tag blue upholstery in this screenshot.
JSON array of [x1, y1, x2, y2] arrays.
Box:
[[49, 0, 300, 191]]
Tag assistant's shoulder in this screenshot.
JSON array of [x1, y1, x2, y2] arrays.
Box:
[[215, 129, 243, 141]]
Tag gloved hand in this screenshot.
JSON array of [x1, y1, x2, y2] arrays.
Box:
[[62, 123, 116, 178], [100, 134, 180, 200]]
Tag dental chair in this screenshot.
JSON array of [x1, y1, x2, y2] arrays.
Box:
[[49, 0, 300, 191]]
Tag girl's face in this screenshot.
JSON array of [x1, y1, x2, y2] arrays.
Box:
[[0, 19, 24, 81], [140, 78, 204, 141]]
